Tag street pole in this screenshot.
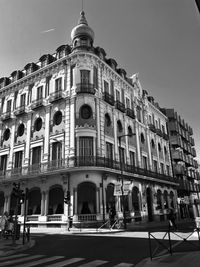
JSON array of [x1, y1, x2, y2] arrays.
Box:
[[23, 188, 28, 245], [118, 133, 136, 230]]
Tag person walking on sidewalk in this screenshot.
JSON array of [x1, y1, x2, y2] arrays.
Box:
[[168, 208, 177, 231], [0, 211, 9, 238]]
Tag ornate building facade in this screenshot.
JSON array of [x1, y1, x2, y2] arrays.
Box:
[[0, 11, 177, 227]]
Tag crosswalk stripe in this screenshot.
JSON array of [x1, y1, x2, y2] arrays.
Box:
[[46, 257, 84, 266], [0, 254, 28, 261], [0, 255, 44, 266], [113, 263, 134, 267], [78, 260, 108, 266], [18, 256, 65, 267]]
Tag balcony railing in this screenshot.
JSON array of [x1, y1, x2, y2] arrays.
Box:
[[30, 98, 45, 110], [49, 90, 64, 103], [126, 108, 135, 119], [156, 128, 163, 137], [14, 105, 26, 116], [115, 100, 125, 113], [1, 111, 12, 121], [149, 124, 156, 133], [6, 156, 174, 184], [76, 83, 95, 94], [103, 92, 115, 106]]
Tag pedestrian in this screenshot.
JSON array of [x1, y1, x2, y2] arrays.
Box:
[[0, 211, 9, 238], [168, 208, 177, 231]]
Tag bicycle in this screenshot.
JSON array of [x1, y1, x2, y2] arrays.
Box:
[[111, 218, 124, 229]]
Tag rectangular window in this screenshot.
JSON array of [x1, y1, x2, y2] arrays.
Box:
[[52, 142, 62, 167], [161, 124, 165, 134], [28, 84, 34, 105], [6, 100, 12, 112], [126, 98, 130, 109], [37, 86, 43, 100], [130, 151, 135, 167], [106, 142, 113, 160], [70, 64, 75, 88], [160, 163, 165, 174], [79, 137, 93, 157], [119, 147, 125, 166], [110, 80, 114, 96], [80, 70, 90, 85], [143, 156, 148, 170], [45, 76, 51, 97], [166, 165, 170, 176], [32, 146, 41, 165], [149, 115, 152, 124], [0, 155, 7, 173], [104, 80, 109, 93], [14, 151, 23, 168], [121, 89, 125, 104], [20, 94, 26, 107], [153, 160, 158, 173], [93, 66, 98, 89], [55, 77, 62, 92], [116, 90, 120, 101], [137, 106, 141, 122]]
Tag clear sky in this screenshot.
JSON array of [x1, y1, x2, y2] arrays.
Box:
[[0, 0, 199, 161]]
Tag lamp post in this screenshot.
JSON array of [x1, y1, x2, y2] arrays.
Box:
[[118, 133, 136, 229]]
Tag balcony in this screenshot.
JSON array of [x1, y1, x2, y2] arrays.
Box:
[[169, 136, 181, 147], [1, 156, 174, 184], [14, 105, 27, 116], [103, 92, 115, 106], [30, 98, 45, 110], [1, 111, 12, 121], [115, 100, 125, 113], [149, 124, 157, 133], [126, 108, 135, 119], [156, 128, 163, 137], [172, 151, 183, 161], [162, 132, 169, 141], [49, 90, 65, 103], [76, 83, 95, 95]]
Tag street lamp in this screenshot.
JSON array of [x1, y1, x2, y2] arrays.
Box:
[[118, 133, 136, 229]]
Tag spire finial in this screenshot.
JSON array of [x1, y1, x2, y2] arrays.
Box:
[[78, 9, 88, 25]]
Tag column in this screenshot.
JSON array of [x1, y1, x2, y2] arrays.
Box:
[[44, 190, 49, 216], [69, 98, 75, 158], [43, 106, 50, 161], [7, 123, 16, 169], [96, 99, 101, 156], [41, 191, 45, 216], [146, 132, 152, 170], [113, 113, 118, 160], [96, 188, 100, 213], [24, 113, 32, 165], [135, 125, 141, 167]]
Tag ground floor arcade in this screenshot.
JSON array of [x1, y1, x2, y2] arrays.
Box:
[[0, 171, 179, 227]]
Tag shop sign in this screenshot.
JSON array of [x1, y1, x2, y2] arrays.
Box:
[[114, 182, 131, 196]]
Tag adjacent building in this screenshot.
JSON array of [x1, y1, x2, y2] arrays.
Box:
[[0, 11, 178, 228], [161, 109, 200, 219]]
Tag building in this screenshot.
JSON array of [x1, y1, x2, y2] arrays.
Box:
[[0, 11, 177, 228], [161, 108, 200, 219]]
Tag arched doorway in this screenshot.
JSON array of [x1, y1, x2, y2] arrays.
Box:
[[0, 192, 4, 215], [156, 190, 162, 210], [27, 188, 41, 215], [146, 187, 153, 221], [106, 183, 115, 212], [48, 185, 64, 215], [132, 186, 140, 216], [77, 182, 96, 215], [163, 190, 169, 210]]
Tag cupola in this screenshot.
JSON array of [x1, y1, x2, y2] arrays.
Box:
[[71, 11, 94, 51]]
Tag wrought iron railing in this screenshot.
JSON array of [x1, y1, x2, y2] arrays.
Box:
[[49, 90, 64, 102], [30, 98, 45, 109], [76, 83, 95, 94], [4, 156, 175, 184], [115, 100, 125, 113], [103, 92, 115, 106], [14, 105, 26, 116]]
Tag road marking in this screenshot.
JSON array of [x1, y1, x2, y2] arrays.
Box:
[[46, 257, 84, 266], [113, 263, 134, 267], [0, 254, 28, 261], [78, 260, 108, 266], [0, 255, 44, 266], [17, 256, 65, 267]]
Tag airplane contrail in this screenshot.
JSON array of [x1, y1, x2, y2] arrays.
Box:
[[41, 28, 55, 34]]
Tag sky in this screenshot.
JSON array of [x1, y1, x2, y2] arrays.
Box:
[[0, 0, 199, 161]]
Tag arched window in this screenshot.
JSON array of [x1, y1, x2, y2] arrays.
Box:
[[128, 126, 133, 135], [140, 133, 145, 144], [158, 143, 162, 152], [163, 190, 169, 209], [77, 182, 96, 214], [117, 120, 123, 133], [105, 113, 111, 127], [151, 139, 155, 149], [80, 104, 92, 119], [132, 187, 140, 213]]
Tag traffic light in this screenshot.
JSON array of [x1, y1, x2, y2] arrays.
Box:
[[64, 190, 70, 204], [19, 193, 25, 204]]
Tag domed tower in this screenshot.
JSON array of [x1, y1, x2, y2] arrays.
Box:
[[71, 11, 95, 52]]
